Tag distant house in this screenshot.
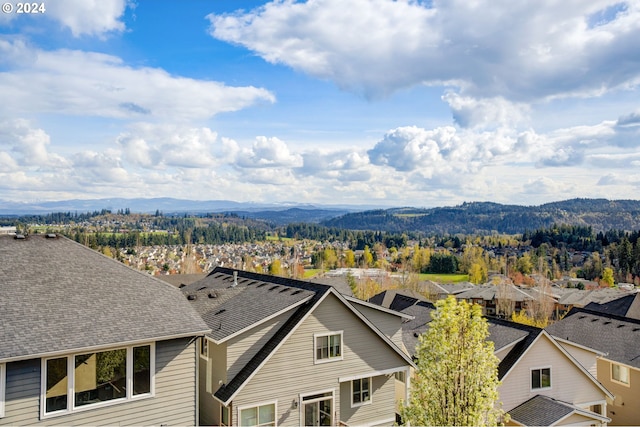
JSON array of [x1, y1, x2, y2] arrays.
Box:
[[369, 290, 612, 426], [183, 267, 415, 426], [547, 307, 640, 425], [0, 234, 210, 426]]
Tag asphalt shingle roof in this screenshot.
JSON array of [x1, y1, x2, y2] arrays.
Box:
[[508, 395, 579, 426], [0, 234, 209, 362], [546, 307, 640, 369], [583, 292, 640, 320], [182, 267, 325, 342]]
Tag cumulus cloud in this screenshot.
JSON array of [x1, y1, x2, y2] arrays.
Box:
[[442, 92, 529, 129], [237, 136, 302, 168], [0, 119, 69, 168], [0, 38, 275, 120], [208, 0, 640, 101], [45, 0, 129, 37], [117, 124, 239, 169]]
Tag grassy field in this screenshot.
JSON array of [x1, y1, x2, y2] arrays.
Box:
[[265, 234, 293, 242], [302, 269, 322, 278], [419, 273, 469, 283]]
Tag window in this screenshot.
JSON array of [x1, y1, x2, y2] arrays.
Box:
[[239, 402, 276, 427], [531, 367, 551, 390], [351, 377, 371, 406], [612, 363, 630, 385], [200, 337, 208, 358], [302, 391, 333, 426], [42, 344, 154, 417], [314, 332, 342, 363], [1, 363, 5, 418], [221, 405, 230, 426], [395, 371, 406, 383]]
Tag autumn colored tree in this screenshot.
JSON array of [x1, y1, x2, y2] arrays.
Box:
[[402, 296, 503, 426]]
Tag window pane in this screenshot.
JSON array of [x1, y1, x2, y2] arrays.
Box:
[[240, 407, 257, 426], [613, 364, 629, 384], [258, 403, 275, 425], [221, 406, 230, 426], [532, 369, 541, 389], [541, 368, 551, 388], [46, 358, 68, 412], [133, 346, 151, 395], [75, 349, 126, 407]]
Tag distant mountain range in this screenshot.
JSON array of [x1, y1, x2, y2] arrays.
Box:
[[2, 197, 640, 234], [321, 199, 640, 234]]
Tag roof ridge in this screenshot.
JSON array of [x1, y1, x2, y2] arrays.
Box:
[[566, 306, 640, 325], [211, 266, 331, 293]]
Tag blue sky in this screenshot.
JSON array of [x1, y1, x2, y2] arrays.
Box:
[[1, 0, 640, 208]]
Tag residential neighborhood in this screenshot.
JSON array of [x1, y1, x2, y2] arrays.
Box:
[[2, 232, 640, 426]]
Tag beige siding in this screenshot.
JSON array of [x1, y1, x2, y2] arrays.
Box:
[[226, 311, 292, 380], [556, 341, 599, 377], [200, 339, 228, 426], [499, 334, 606, 413], [350, 304, 405, 351], [598, 358, 640, 426], [0, 338, 197, 426], [495, 342, 518, 362], [557, 412, 606, 426], [339, 375, 396, 426], [231, 293, 411, 426]]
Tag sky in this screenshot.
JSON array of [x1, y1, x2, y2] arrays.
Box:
[[1, 0, 640, 208]]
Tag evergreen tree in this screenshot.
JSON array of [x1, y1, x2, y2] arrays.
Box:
[[402, 296, 503, 426]]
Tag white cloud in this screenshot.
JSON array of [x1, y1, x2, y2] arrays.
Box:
[[0, 38, 276, 121], [45, 0, 128, 37], [117, 124, 239, 169], [208, 0, 640, 101], [237, 136, 302, 168], [442, 92, 529, 129], [0, 119, 69, 168]]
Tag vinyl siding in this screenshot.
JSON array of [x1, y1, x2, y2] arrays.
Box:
[[339, 375, 396, 426], [226, 311, 292, 380], [598, 358, 640, 426], [558, 412, 605, 426], [350, 304, 405, 350], [200, 340, 227, 426], [499, 334, 606, 413], [555, 340, 599, 376], [231, 293, 411, 426], [0, 338, 197, 426]]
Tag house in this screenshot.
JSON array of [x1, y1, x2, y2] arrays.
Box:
[[454, 284, 534, 317], [583, 292, 640, 320], [0, 234, 210, 426], [369, 290, 612, 426], [546, 307, 640, 425], [182, 267, 415, 426]]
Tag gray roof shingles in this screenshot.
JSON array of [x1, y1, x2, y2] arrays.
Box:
[[546, 307, 640, 369], [508, 395, 579, 426], [0, 234, 209, 362], [182, 268, 323, 342]]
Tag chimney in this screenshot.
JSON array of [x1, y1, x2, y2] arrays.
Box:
[[233, 270, 238, 287]]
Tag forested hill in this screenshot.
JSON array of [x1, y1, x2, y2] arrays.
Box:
[[320, 199, 640, 234]]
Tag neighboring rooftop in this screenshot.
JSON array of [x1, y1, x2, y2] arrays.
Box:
[[182, 267, 328, 342], [0, 234, 209, 363], [508, 395, 610, 426], [583, 292, 640, 320], [546, 307, 640, 369]]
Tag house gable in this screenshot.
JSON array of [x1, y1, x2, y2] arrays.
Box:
[[500, 332, 610, 412], [228, 291, 413, 426]]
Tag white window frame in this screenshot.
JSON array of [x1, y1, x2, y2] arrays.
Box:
[[220, 404, 230, 426], [237, 400, 277, 427], [611, 362, 630, 386], [40, 343, 155, 419], [1, 363, 5, 418], [299, 389, 334, 427], [530, 366, 551, 391], [313, 331, 343, 364], [200, 337, 209, 359], [351, 377, 372, 408]]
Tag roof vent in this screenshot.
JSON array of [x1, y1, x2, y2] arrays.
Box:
[[257, 283, 268, 288], [413, 332, 419, 338], [45, 233, 57, 238], [591, 318, 598, 322], [214, 309, 226, 316], [208, 292, 218, 299], [269, 286, 280, 291], [291, 290, 303, 295], [198, 286, 207, 291], [179, 284, 186, 289], [187, 294, 197, 301], [14, 234, 26, 240], [603, 321, 611, 325], [617, 324, 625, 328], [232, 271, 238, 287], [279, 288, 290, 293]]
